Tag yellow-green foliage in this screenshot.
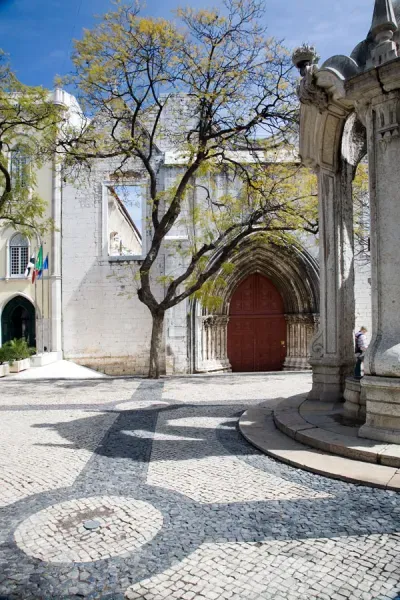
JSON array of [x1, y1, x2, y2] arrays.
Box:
[[353, 160, 369, 261], [61, 0, 317, 319], [0, 52, 61, 234]]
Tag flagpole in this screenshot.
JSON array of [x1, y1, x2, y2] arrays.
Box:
[[47, 254, 51, 352], [33, 239, 43, 353], [41, 253, 45, 354], [34, 246, 38, 352]]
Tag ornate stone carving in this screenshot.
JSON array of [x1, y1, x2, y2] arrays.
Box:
[[110, 232, 122, 255], [285, 314, 317, 324], [203, 315, 229, 328], [311, 330, 324, 359], [377, 98, 400, 143], [292, 44, 328, 113], [292, 44, 320, 75], [297, 66, 329, 113]]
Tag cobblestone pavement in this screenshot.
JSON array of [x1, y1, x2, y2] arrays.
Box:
[[0, 373, 399, 600]]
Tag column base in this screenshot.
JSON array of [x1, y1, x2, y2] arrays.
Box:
[[343, 377, 366, 420], [308, 362, 353, 402], [195, 359, 232, 373], [283, 357, 311, 371], [358, 376, 400, 444]]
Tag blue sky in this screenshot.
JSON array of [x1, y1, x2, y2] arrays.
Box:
[[0, 0, 374, 89]]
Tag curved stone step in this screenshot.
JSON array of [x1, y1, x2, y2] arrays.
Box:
[[239, 403, 400, 491], [272, 395, 400, 468]]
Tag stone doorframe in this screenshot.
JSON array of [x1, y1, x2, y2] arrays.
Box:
[[190, 237, 319, 373]]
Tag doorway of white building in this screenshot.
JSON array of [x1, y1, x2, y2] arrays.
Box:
[[1, 296, 36, 348]]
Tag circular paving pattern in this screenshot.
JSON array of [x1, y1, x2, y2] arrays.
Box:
[[14, 496, 163, 564]]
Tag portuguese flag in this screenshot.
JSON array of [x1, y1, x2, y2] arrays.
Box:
[[32, 245, 43, 284]]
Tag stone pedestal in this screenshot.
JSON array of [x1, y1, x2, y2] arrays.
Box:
[[343, 376, 366, 420], [359, 376, 400, 443], [308, 362, 353, 402]]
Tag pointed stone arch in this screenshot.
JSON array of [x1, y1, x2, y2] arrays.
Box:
[[192, 237, 319, 373]]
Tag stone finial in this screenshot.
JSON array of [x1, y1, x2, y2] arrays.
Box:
[[371, 0, 397, 39], [368, 0, 398, 67], [292, 44, 319, 76]]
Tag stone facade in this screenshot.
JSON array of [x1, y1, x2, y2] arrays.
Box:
[[293, 0, 400, 443]]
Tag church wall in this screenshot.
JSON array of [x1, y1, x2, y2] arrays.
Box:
[[61, 165, 159, 376]]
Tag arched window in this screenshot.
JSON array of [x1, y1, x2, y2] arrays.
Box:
[[10, 145, 29, 189], [9, 234, 29, 277]]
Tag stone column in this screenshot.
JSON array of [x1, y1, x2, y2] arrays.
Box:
[[284, 314, 318, 370], [347, 64, 400, 442], [196, 315, 231, 372], [308, 163, 355, 401]]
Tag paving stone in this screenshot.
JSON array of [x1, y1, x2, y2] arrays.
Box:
[[0, 374, 398, 600]]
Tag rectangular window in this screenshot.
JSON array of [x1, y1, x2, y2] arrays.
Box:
[[107, 185, 144, 258], [10, 146, 29, 189], [10, 246, 28, 276]]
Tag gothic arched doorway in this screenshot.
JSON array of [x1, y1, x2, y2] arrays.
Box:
[[1, 296, 36, 347], [227, 273, 286, 372]]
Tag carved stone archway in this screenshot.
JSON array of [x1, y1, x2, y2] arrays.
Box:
[[293, 45, 369, 401], [192, 238, 319, 373], [293, 0, 400, 443]]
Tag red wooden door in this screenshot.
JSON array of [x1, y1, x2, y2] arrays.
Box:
[[227, 273, 286, 372]]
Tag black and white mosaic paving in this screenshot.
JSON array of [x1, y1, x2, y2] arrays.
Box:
[[0, 374, 399, 600]]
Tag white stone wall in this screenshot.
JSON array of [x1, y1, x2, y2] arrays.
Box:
[[61, 165, 161, 376]]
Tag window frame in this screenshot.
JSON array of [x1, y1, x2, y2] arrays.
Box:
[[9, 143, 31, 190], [6, 233, 30, 280], [102, 181, 148, 262]]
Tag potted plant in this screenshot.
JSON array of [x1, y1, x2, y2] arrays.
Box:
[[0, 338, 36, 373], [0, 351, 10, 377]]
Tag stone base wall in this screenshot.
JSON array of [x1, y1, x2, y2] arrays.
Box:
[[70, 355, 151, 376]]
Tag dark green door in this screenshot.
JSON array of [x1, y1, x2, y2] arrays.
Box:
[[1, 296, 36, 347]]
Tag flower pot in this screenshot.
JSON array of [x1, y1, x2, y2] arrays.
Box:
[[9, 358, 31, 373], [0, 363, 10, 377]]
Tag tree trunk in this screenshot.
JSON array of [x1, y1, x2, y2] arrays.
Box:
[[148, 311, 165, 379]]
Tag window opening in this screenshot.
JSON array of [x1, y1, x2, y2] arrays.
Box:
[[107, 185, 144, 257], [10, 233, 29, 276], [10, 145, 30, 189]]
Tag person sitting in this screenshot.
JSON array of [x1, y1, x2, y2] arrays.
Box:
[[354, 326, 368, 379]]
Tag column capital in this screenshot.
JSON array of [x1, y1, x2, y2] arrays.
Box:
[[285, 313, 318, 325]]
